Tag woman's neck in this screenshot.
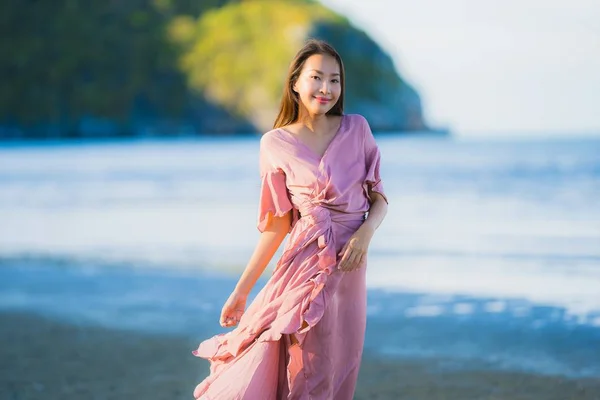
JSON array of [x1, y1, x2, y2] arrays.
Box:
[[296, 110, 331, 135]]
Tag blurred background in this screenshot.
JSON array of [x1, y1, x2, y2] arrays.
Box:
[[1, 1, 599, 399]]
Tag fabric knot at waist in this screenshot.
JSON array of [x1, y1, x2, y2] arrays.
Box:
[[299, 205, 330, 249], [275, 203, 365, 276], [298, 204, 365, 249]]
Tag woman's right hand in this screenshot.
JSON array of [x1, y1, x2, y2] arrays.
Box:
[[219, 291, 247, 328]]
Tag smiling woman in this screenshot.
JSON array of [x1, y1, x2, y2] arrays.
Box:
[[191, 39, 388, 400], [273, 40, 345, 131]]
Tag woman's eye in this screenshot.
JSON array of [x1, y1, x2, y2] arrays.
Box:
[[332, 79, 339, 83], [312, 76, 321, 80]]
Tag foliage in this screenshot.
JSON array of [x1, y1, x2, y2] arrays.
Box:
[[169, 0, 341, 128], [0, 0, 215, 136], [0, 0, 423, 137]]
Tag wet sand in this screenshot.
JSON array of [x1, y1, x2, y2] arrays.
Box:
[[1, 311, 598, 400]]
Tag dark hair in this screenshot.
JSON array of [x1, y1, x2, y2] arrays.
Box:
[[273, 39, 345, 129]]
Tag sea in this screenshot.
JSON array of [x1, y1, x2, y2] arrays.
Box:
[[1, 133, 599, 378]]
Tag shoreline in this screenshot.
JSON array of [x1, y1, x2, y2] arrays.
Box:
[[2, 310, 599, 400]]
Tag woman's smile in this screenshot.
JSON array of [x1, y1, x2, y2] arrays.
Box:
[[314, 96, 331, 104]]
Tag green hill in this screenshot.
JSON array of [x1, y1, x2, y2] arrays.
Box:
[[0, 0, 428, 139]]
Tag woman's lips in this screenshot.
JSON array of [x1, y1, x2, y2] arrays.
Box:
[[314, 97, 331, 104]]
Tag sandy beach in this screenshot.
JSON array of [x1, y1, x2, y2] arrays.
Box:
[[1, 311, 598, 400]]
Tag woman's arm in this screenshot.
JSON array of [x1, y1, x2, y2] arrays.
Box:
[[233, 211, 292, 297], [338, 192, 388, 271], [361, 191, 388, 232]]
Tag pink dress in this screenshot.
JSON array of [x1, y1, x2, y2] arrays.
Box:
[[192, 113, 387, 399]]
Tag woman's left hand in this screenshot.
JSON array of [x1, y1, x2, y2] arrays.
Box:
[[337, 225, 374, 272]]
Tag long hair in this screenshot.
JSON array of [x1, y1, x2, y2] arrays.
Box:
[[273, 39, 345, 129]]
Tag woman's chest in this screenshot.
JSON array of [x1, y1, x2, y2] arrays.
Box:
[[283, 143, 365, 193]]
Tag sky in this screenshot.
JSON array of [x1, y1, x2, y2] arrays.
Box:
[[320, 0, 600, 137]]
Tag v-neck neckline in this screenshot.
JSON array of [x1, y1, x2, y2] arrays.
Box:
[[278, 114, 346, 163]]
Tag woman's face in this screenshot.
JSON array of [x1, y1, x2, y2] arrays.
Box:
[[293, 53, 341, 116]]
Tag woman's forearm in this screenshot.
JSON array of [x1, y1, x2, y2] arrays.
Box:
[[233, 212, 291, 297], [361, 193, 388, 233]]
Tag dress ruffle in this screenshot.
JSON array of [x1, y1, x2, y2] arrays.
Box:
[[192, 205, 358, 399]]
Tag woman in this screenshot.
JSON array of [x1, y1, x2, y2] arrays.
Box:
[[192, 39, 388, 400]]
